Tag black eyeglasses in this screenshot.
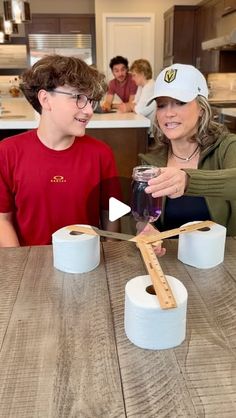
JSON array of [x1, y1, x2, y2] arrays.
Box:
[[51, 90, 98, 110]]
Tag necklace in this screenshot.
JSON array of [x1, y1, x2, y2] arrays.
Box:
[[171, 145, 199, 162]]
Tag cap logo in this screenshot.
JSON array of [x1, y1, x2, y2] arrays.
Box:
[[164, 69, 177, 83]]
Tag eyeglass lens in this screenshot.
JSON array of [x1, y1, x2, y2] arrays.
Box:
[[76, 94, 98, 111]]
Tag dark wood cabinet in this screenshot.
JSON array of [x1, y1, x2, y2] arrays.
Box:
[[26, 14, 95, 35], [26, 16, 60, 34], [195, 0, 225, 74], [59, 16, 93, 34], [163, 0, 236, 75], [163, 6, 198, 68]]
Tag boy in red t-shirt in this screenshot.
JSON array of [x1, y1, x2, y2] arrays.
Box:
[[0, 55, 121, 246]]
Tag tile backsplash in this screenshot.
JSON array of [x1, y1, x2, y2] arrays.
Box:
[[207, 73, 236, 101]]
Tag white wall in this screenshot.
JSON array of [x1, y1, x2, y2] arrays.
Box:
[[29, 0, 94, 14]]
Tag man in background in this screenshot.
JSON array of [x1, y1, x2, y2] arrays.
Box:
[[101, 55, 137, 112]]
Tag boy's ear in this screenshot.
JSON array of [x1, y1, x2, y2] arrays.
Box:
[[38, 89, 52, 110]]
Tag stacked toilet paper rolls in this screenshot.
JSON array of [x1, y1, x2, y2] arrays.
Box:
[[52, 225, 100, 274], [178, 221, 226, 269], [125, 275, 188, 350]]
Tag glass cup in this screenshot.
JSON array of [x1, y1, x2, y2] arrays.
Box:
[[131, 165, 162, 223]]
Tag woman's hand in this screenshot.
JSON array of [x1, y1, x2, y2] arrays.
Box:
[[136, 221, 166, 257], [145, 167, 188, 198]]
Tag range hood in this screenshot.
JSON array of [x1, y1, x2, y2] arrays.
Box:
[[202, 29, 236, 50]]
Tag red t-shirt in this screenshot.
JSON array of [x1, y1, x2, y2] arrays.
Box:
[[0, 130, 121, 246], [108, 73, 137, 103]]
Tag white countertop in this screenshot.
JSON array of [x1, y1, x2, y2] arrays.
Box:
[[87, 112, 150, 128], [0, 98, 39, 129], [0, 97, 150, 130]]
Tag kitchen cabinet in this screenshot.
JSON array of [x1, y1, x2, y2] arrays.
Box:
[[163, 6, 198, 68], [26, 14, 95, 35], [26, 16, 59, 34], [195, 0, 236, 74], [195, 0, 223, 74], [59, 16, 94, 34]]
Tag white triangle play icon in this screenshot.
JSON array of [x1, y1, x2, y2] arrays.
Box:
[[109, 197, 131, 222]]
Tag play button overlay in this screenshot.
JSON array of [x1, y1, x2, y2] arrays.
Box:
[[109, 197, 131, 222]]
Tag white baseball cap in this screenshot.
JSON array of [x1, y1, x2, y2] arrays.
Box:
[[147, 63, 208, 105]]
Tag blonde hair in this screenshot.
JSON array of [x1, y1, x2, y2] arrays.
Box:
[[130, 59, 153, 80]]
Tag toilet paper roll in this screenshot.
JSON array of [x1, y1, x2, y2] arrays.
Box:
[[52, 225, 100, 274], [125, 275, 188, 350], [178, 221, 226, 269]]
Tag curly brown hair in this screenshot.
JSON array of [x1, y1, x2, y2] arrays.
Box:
[[20, 55, 107, 114]]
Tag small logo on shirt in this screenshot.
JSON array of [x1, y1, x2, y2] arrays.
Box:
[[51, 175, 66, 183], [164, 69, 177, 83]]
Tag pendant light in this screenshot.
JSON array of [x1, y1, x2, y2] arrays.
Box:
[[0, 16, 5, 43], [3, 19, 13, 35], [0, 15, 10, 43], [3, 0, 31, 24], [1, 0, 30, 43]]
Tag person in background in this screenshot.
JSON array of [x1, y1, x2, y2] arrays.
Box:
[[118, 58, 156, 139], [101, 55, 137, 112], [138, 63, 236, 249], [0, 55, 121, 247]]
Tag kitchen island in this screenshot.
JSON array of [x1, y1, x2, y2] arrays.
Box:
[[0, 98, 150, 203]]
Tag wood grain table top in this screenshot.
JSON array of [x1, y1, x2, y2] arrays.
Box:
[[0, 239, 236, 417]]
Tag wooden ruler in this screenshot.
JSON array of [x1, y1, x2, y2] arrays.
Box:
[[66, 220, 215, 309], [141, 220, 215, 244], [67, 220, 214, 244], [66, 225, 138, 242], [137, 240, 177, 309]]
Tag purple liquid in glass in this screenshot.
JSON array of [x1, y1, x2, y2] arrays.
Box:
[[131, 166, 162, 222]]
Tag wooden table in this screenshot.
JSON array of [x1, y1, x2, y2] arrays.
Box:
[[0, 239, 236, 417]]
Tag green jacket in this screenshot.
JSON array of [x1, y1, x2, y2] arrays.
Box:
[[139, 131, 236, 236]]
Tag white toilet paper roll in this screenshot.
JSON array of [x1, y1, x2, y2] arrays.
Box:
[[52, 225, 100, 274], [125, 275, 188, 350], [178, 221, 226, 269]]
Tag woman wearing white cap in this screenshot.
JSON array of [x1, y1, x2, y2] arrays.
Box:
[[139, 63, 236, 237]]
